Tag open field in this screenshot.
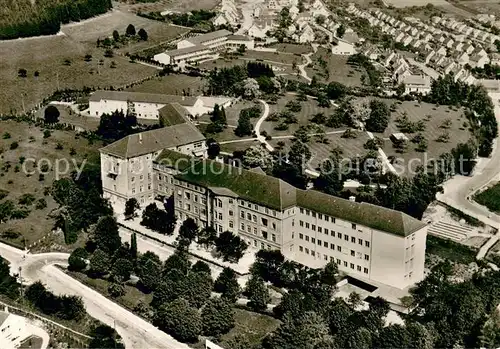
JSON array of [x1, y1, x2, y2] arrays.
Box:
[[33, 105, 101, 131], [267, 43, 313, 55], [0, 119, 101, 248], [242, 50, 302, 66], [198, 55, 299, 77], [426, 235, 478, 265], [126, 74, 206, 96], [384, 0, 448, 6], [0, 10, 194, 115], [306, 47, 363, 87], [373, 100, 471, 174], [220, 140, 260, 153], [261, 94, 340, 137], [0, 35, 157, 115], [125, 0, 220, 14]]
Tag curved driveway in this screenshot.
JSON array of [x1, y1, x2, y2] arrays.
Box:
[[0, 243, 189, 349]]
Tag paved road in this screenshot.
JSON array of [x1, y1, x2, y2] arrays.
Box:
[[407, 58, 440, 80], [254, 100, 273, 151], [298, 53, 313, 83], [0, 243, 190, 349]]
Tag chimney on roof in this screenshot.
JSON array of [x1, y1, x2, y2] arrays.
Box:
[[139, 133, 142, 144], [349, 196, 356, 202]]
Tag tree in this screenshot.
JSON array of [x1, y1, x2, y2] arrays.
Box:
[[111, 258, 133, 282], [273, 289, 308, 320], [211, 104, 227, 126], [112, 30, 119, 41], [202, 297, 235, 336], [138, 28, 148, 41], [315, 155, 344, 196], [18, 68, 27, 78], [245, 275, 270, 312], [177, 218, 199, 249], [68, 247, 88, 272], [88, 249, 110, 277], [192, 261, 211, 274], [154, 298, 202, 343], [214, 267, 241, 303], [215, 231, 248, 262], [44, 105, 60, 124], [197, 225, 217, 248], [183, 271, 213, 308], [137, 252, 162, 291], [345, 328, 372, 349], [89, 325, 124, 349], [163, 251, 191, 276], [126, 24, 136, 36], [365, 100, 390, 133], [242, 145, 273, 170], [234, 113, 253, 137], [336, 24, 346, 38], [130, 233, 138, 260], [206, 138, 220, 159], [93, 216, 121, 254], [375, 324, 410, 349], [0, 258, 19, 299], [124, 198, 139, 220], [108, 283, 125, 298], [141, 203, 176, 235], [251, 250, 285, 284]]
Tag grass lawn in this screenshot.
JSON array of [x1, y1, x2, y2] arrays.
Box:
[[198, 57, 299, 78], [33, 105, 101, 131], [19, 336, 44, 349], [126, 74, 206, 96], [369, 99, 471, 176], [128, 0, 220, 13], [261, 94, 340, 138], [220, 140, 260, 154], [267, 43, 313, 55], [67, 270, 153, 311], [474, 182, 500, 213], [306, 47, 363, 87], [426, 235, 478, 264], [242, 50, 303, 66], [269, 130, 370, 170], [0, 120, 102, 249]]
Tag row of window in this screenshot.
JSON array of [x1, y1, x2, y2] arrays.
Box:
[[131, 173, 151, 182], [240, 223, 277, 242], [240, 210, 277, 230], [298, 225, 370, 247], [299, 208, 337, 224], [298, 234, 370, 260], [157, 174, 174, 184], [298, 246, 370, 274], [179, 190, 207, 205], [176, 200, 207, 216], [131, 183, 152, 194], [238, 200, 278, 217]]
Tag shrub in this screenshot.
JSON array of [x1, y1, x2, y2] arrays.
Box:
[[9, 142, 18, 150]]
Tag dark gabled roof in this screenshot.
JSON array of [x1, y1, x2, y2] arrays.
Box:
[[158, 103, 190, 126], [89, 90, 199, 107], [164, 151, 426, 237], [99, 123, 205, 159], [175, 160, 296, 211], [296, 190, 426, 237]]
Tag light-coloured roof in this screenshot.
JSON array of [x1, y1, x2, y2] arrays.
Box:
[[186, 29, 232, 45], [164, 45, 212, 57], [403, 75, 430, 86], [100, 123, 205, 158], [89, 91, 199, 106]]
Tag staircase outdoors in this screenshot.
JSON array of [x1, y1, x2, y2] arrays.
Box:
[[427, 221, 473, 242]]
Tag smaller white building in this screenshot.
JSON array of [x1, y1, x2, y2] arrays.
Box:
[[403, 75, 431, 95]]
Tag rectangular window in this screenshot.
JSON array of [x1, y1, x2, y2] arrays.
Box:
[[272, 234, 276, 242], [364, 268, 369, 274], [229, 199, 233, 204], [351, 237, 356, 243], [252, 215, 257, 222], [229, 221, 234, 228], [247, 213, 251, 220], [247, 226, 251, 233], [240, 211, 245, 219], [325, 216, 329, 222], [299, 233, 304, 239], [311, 251, 315, 256], [317, 239, 321, 246], [318, 213, 323, 220], [311, 238, 316, 244], [262, 218, 268, 226], [357, 265, 362, 272], [344, 235, 349, 241], [241, 223, 245, 230], [337, 258, 341, 265], [300, 208, 304, 214], [312, 224, 316, 231], [229, 210, 234, 216], [352, 223, 356, 230], [350, 263, 355, 269], [330, 243, 335, 250], [218, 213, 222, 220], [272, 222, 276, 230], [312, 212, 316, 218], [324, 241, 328, 247], [262, 231, 268, 239], [332, 218, 336, 223], [305, 236, 309, 242], [365, 254, 369, 261], [338, 233, 342, 239], [300, 220, 304, 227], [306, 210, 310, 216], [337, 246, 341, 252], [254, 227, 257, 234], [305, 248, 309, 254], [358, 238, 363, 245], [351, 250, 355, 256], [324, 228, 329, 235], [318, 227, 322, 233], [305, 223, 310, 229], [299, 246, 303, 252], [365, 241, 370, 248], [324, 255, 328, 261], [344, 261, 348, 267]]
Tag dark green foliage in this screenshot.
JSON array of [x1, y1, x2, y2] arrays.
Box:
[[137, 28, 148, 41], [68, 247, 88, 271], [96, 110, 137, 142], [88, 248, 110, 277], [111, 258, 133, 282], [365, 100, 390, 133], [0, 0, 112, 40], [25, 281, 85, 320], [44, 105, 60, 124], [126, 24, 136, 36], [191, 261, 211, 274], [215, 231, 248, 263], [234, 110, 253, 137], [137, 251, 162, 292], [124, 198, 139, 220], [154, 298, 202, 343], [88, 325, 124, 349], [347, 54, 382, 89], [251, 250, 285, 285], [214, 267, 241, 303], [245, 275, 270, 312], [247, 62, 275, 78], [140, 203, 176, 235], [130, 233, 138, 260], [206, 138, 220, 159], [0, 258, 20, 299], [93, 215, 121, 254], [207, 65, 248, 96], [165, 10, 216, 27], [201, 297, 235, 336]]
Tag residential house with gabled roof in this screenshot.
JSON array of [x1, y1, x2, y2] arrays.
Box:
[[444, 38, 454, 48], [402, 35, 413, 47], [463, 43, 475, 55], [403, 74, 431, 95], [469, 54, 489, 68]]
